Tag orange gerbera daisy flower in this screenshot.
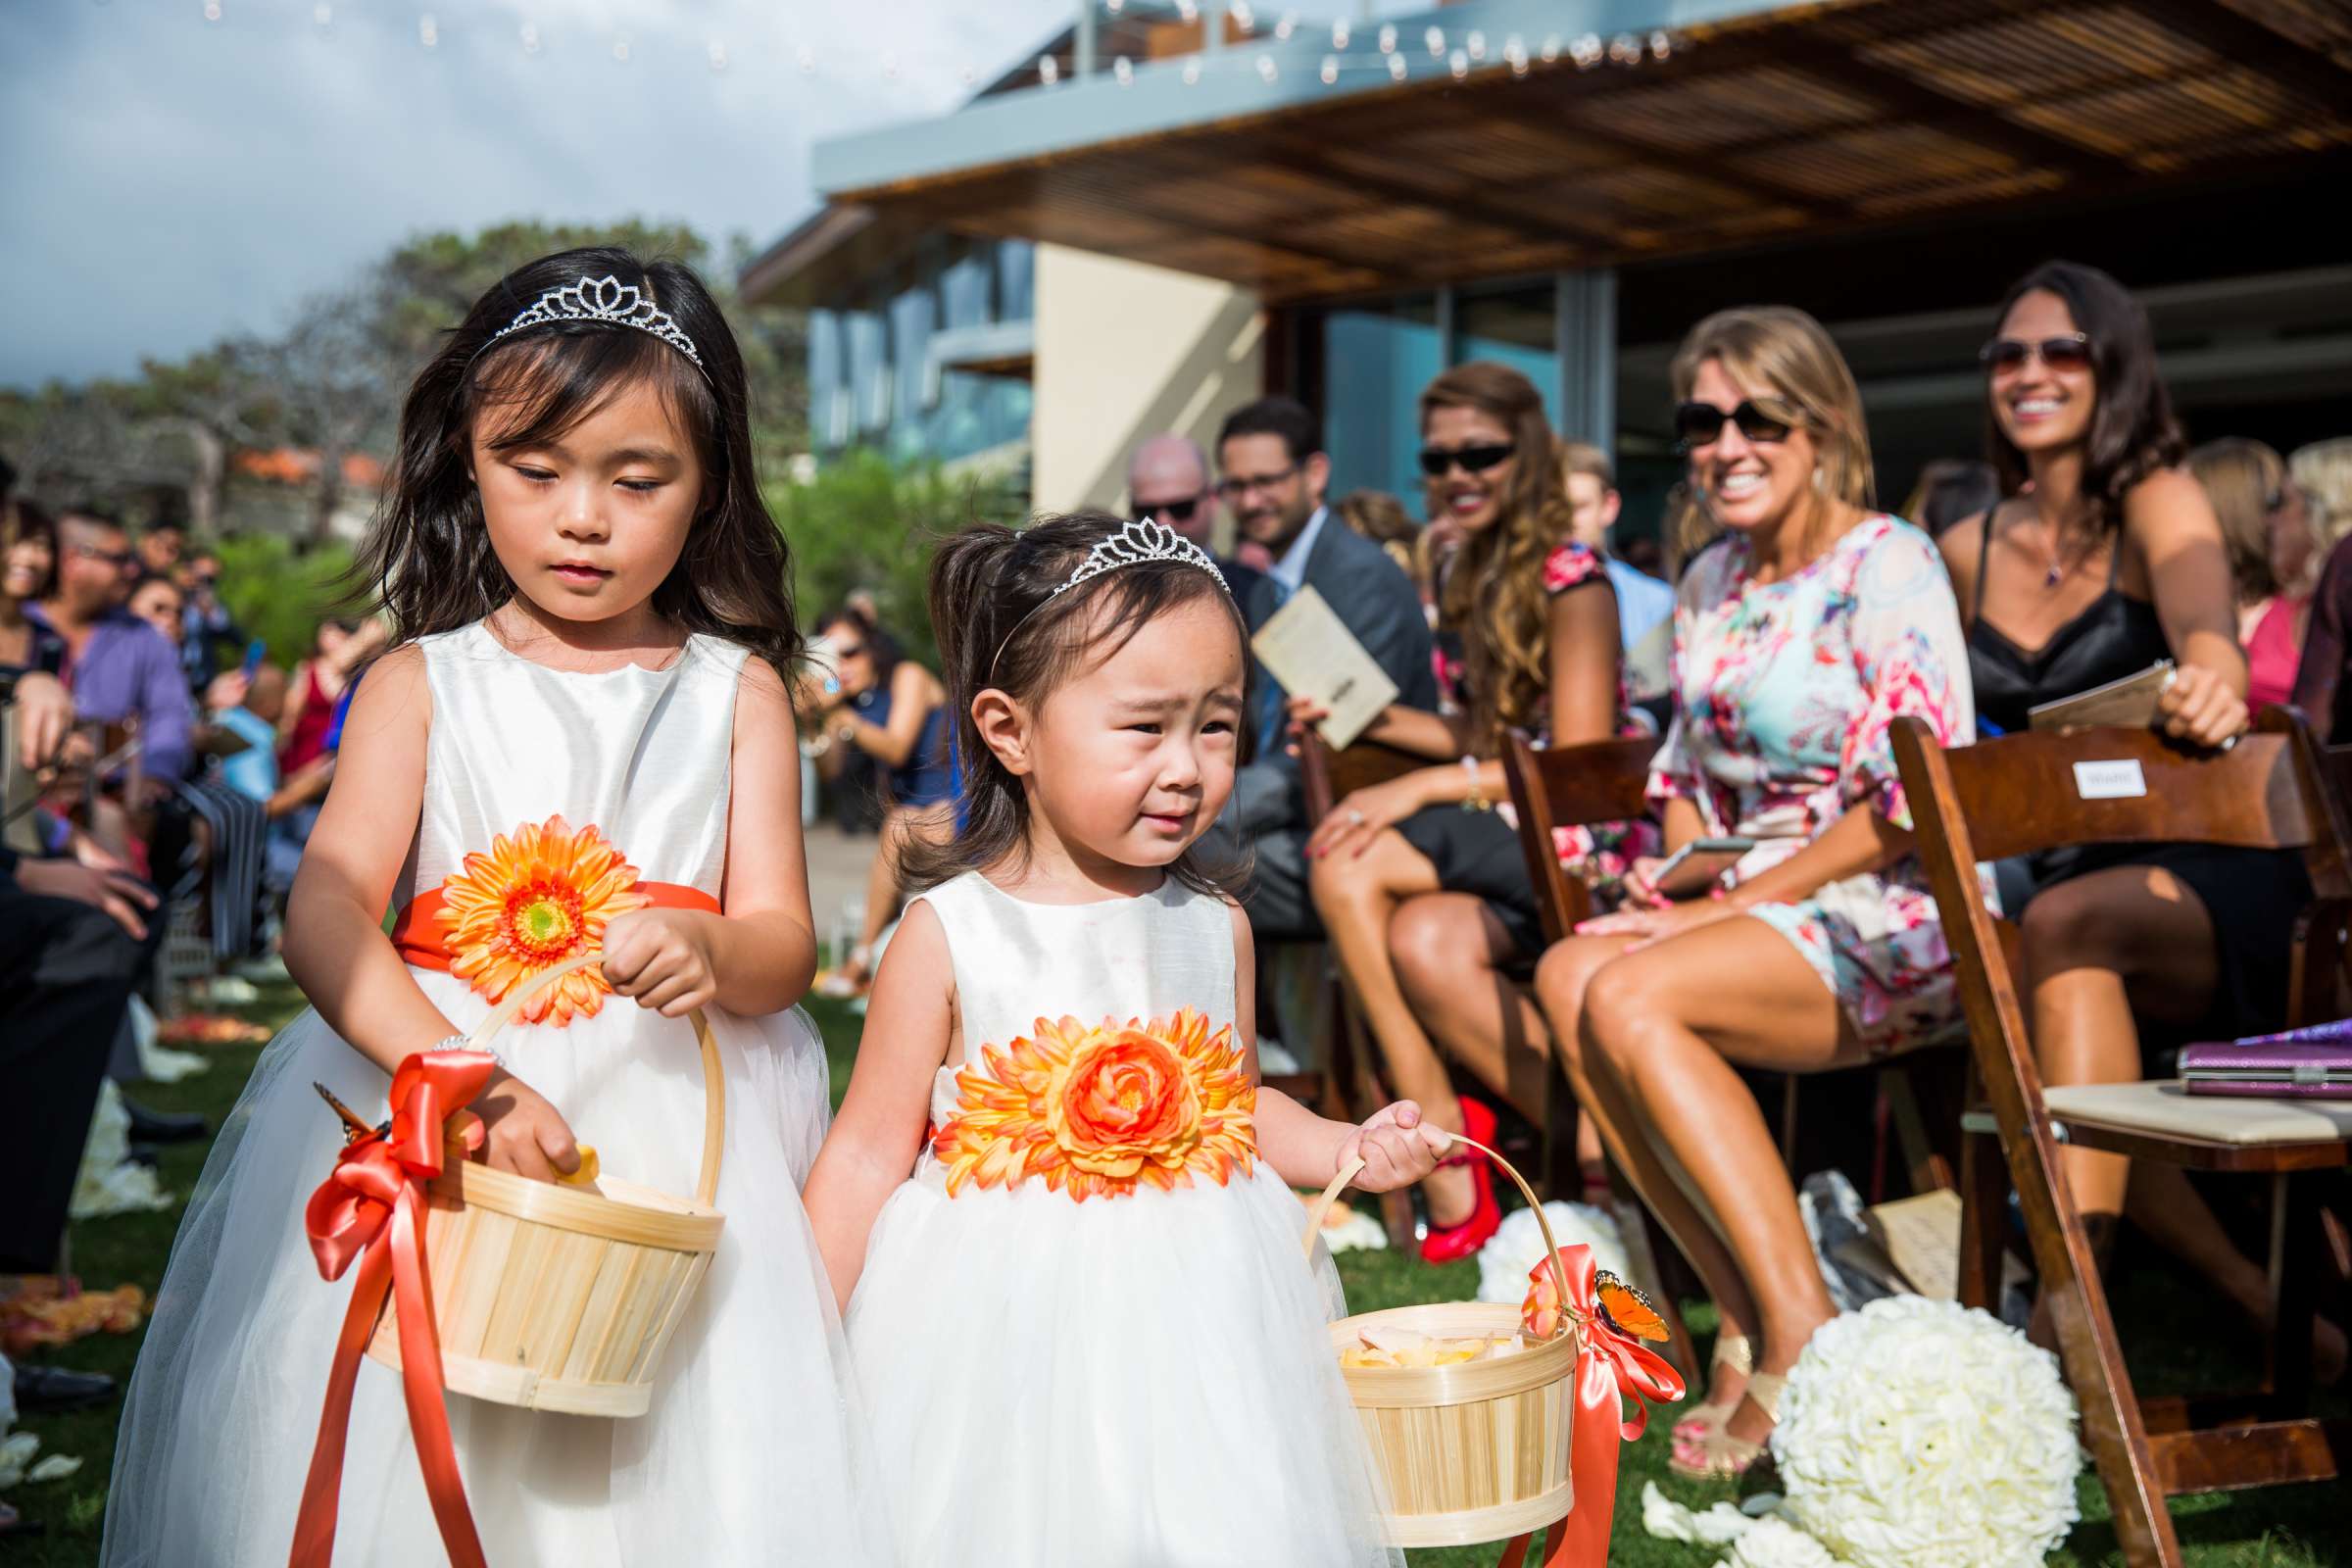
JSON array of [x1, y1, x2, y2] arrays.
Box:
[[932, 1008, 1257, 1201], [436, 814, 649, 1024]]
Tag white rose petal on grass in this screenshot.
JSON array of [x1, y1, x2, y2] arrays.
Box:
[[1771, 1296, 2080, 1568], [1723, 1517, 1847, 1568]]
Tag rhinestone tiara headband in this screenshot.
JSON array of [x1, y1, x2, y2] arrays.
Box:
[[485, 274, 706, 375], [987, 517, 1229, 678]]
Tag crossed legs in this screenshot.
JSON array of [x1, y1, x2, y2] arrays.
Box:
[[1539, 916, 1856, 1445]]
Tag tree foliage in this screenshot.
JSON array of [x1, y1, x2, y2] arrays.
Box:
[[770, 450, 1023, 669]]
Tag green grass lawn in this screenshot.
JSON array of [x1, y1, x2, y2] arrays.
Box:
[[9, 983, 2348, 1564]]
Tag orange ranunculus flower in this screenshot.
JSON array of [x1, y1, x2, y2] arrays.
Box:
[[932, 1009, 1257, 1200], [436, 814, 649, 1025]]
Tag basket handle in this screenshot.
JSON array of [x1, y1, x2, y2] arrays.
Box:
[[1298, 1130, 1574, 1326], [462, 951, 727, 1207]]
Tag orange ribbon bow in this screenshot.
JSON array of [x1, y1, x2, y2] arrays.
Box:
[[1516, 1244, 1687, 1567], [289, 1052, 497, 1568]]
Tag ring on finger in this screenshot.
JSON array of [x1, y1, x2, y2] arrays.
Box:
[[1348, 808, 1365, 824]]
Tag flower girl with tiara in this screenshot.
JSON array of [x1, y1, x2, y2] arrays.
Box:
[[807, 513, 1443, 1567], [104, 250, 886, 1566]]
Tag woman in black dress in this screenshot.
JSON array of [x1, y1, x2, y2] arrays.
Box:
[[1938, 260, 2331, 1371]]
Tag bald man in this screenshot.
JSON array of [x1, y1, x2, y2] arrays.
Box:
[[1127, 433, 1220, 551]]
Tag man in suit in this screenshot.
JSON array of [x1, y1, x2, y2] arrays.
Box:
[[1205, 397, 1435, 940]]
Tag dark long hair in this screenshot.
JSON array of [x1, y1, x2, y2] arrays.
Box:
[[817, 603, 902, 688], [1985, 260, 2185, 537], [1, 497, 59, 603], [901, 513, 1246, 899], [355, 247, 799, 678], [1423, 361, 1580, 757]]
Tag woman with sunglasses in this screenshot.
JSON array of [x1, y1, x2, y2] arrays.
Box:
[[1300, 360, 1648, 1263], [1538, 307, 1979, 1478], [1944, 263, 2332, 1375], [807, 603, 954, 995]]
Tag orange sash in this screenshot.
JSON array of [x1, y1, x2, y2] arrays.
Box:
[[390, 883, 719, 971]]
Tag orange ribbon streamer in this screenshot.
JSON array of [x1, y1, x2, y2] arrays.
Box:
[[1544, 1244, 1687, 1567], [389, 883, 719, 973], [289, 1052, 498, 1568]]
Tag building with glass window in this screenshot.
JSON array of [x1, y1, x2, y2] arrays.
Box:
[[744, 0, 2352, 536]]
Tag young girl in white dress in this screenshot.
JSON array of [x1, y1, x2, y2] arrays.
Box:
[[806, 513, 1444, 1567], [104, 249, 887, 1566]]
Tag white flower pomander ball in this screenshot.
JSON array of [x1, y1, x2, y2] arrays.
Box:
[[1722, 1518, 1846, 1568], [1474, 1201, 1632, 1304], [1771, 1296, 2080, 1568]]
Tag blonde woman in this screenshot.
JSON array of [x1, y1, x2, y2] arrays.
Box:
[[2189, 437, 2314, 712], [1537, 308, 1978, 1478], [1301, 361, 1645, 1263]]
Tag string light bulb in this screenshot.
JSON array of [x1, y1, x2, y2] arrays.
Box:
[[1377, 23, 1396, 54], [1113, 55, 1133, 85], [1386, 50, 1406, 80], [1447, 47, 1467, 78], [519, 20, 540, 54], [201, 0, 220, 20], [1254, 51, 1276, 82], [1319, 54, 1337, 83], [1465, 29, 1485, 61], [1182, 58, 1200, 84], [1331, 18, 1348, 50], [708, 40, 727, 71], [1039, 53, 1058, 85], [1274, 11, 1296, 40], [417, 12, 436, 46], [1424, 25, 1444, 56]]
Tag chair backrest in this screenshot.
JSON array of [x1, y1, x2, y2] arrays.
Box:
[[1892, 710, 2352, 1113], [1499, 730, 1662, 943], [1298, 730, 1428, 827]]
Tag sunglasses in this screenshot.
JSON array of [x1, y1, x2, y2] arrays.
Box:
[[1132, 495, 1202, 524], [1215, 465, 1299, 501], [1673, 399, 1795, 453], [1418, 443, 1516, 479], [1979, 333, 2090, 373]]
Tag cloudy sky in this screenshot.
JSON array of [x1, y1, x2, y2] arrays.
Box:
[[0, 0, 1079, 389]]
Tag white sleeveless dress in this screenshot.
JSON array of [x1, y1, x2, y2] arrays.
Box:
[[105, 623, 890, 1567], [847, 871, 1400, 1568]]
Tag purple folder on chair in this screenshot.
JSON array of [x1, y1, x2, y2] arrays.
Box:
[[2180, 1018, 2352, 1099]]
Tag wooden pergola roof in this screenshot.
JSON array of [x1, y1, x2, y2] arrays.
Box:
[[822, 0, 2352, 303]]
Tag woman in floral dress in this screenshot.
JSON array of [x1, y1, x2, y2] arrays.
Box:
[[1535, 307, 1982, 1480], [1303, 361, 1653, 1265]]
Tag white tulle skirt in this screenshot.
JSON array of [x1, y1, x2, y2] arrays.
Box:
[[103, 969, 893, 1567], [848, 1163, 1401, 1568]]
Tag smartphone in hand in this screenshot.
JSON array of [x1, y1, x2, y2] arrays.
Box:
[[1649, 836, 1756, 901]]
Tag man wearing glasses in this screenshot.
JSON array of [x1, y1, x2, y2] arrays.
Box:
[[1205, 397, 1435, 944], [30, 510, 195, 787], [1127, 434, 1223, 554]]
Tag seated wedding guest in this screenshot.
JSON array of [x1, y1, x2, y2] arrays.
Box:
[[2293, 437, 2351, 546], [1558, 441, 1675, 653], [126, 574, 186, 662], [32, 509, 193, 789], [1900, 457, 2001, 539], [1129, 431, 1271, 611], [1537, 307, 1976, 1478], [808, 603, 952, 993], [1939, 262, 2332, 1372], [1335, 488, 1419, 580], [2, 497, 66, 681], [1201, 396, 1435, 943], [177, 547, 246, 691], [2293, 525, 2352, 743], [1305, 361, 1649, 1261], [2189, 438, 2315, 713]]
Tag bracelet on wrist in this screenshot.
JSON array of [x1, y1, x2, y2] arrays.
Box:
[[1458, 755, 1491, 812], [429, 1032, 503, 1068]]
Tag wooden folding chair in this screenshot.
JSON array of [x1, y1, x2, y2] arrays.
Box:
[[1284, 730, 1429, 1247], [1893, 710, 2352, 1568], [1498, 729, 1707, 1381]]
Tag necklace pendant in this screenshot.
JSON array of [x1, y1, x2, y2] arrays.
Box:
[[2044, 564, 2064, 587]]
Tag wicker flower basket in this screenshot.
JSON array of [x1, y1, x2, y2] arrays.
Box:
[[1303, 1137, 1581, 1548], [367, 953, 725, 1418]]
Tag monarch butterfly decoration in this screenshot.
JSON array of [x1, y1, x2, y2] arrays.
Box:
[[1522, 1252, 1675, 1346], [314, 1081, 389, 1148], [1592, 1270, 1671, 1345]]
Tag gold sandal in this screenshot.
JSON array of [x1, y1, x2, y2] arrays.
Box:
[[1670, 1333, 1753, 1449], [1669, 1369, 1785, 1481]]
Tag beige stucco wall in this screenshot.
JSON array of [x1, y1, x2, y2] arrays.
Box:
[[1032, 244, 1264, 548]]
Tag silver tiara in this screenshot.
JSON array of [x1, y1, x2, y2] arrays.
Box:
[[987, 518, 1229, 678], [1048, 516, 1226, 599], [488, 274, 705, 372]]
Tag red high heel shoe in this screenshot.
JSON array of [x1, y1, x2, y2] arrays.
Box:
[[1418, 1095, 1501, 1265]]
